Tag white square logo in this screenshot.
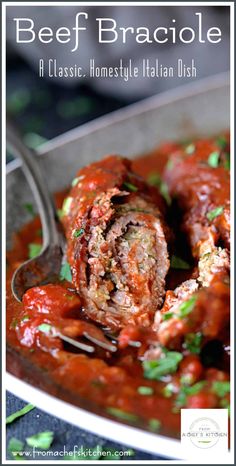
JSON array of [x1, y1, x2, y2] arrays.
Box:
[[181, 409, 228, 459]]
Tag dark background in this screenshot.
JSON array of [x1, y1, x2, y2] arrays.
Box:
[[6, 4, 230, 461]]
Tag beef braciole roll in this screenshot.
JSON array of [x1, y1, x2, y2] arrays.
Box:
[[163, 134, 230, 258], [62, 155, 170, 329], [150, 135, 230, 353]]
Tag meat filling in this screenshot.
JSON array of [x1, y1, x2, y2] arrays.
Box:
[[62, 156, 170, 329]]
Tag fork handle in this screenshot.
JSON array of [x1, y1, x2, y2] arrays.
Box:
[[6, 119, 61, 249]]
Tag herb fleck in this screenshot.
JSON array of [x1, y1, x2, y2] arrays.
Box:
[[178, 295, 197, 319], [170, 255, 190, 270], [123, 181, 138, 192], [137, 386, 154, 396], [106, 407, 139, 423], [149, 418, 161, 431], [24, 203, 35, 217], [212, 381, 230, 398], [206, 206, 224, 221], [207, 151, 220, 168], [28, 243, 41, 259], [60, 261, 72, 282], [6, 404, 35, 425], [143, 351, 183, 381], [26, 431, 54, 449], [73, 228, 84, 238], [184, 332, 202, 354]]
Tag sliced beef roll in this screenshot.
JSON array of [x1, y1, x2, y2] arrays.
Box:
[[163, 134, 230, 257], [62, 155, 170, 329]]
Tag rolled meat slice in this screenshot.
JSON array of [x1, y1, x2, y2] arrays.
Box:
[[62, 155, 170, 329], [163, 134, 230, 256]]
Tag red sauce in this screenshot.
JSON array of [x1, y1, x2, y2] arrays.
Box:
[[6, 137, 230, 438]]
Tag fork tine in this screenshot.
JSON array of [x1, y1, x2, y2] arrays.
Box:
[[57, 331, 95, 353], [104, 332, 141, 348], [83, 331, 117, 352]]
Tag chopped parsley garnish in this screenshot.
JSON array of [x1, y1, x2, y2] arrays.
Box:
[[175, 381, 206, 407], [184, 332, 202, 354], [73, 228, 84, 238], [207, 151, 220, 168], [178, 295, 197, 319], [162, 311, 174, 321], [61, 196, 73, 216], [106, 407, 139, 423], [10, 318, 18, 329], [26, 431, 54, 449], [71, 177, 79, 187], [212, 381, 230, 397], [216, 135, 227, 149], [224, 153, 230, 170], [220, 398, 230, 414], [57, 208, 64, 219], [24, 203, 35, 217], [163, 383, 175, 398], [60, 261, 72, 282], [6, 404, 35, 425], [149, 418, 161, 431], [37, 323, 52, 334], [28, 243, 41, 259], [170, 255, 191, 270], [137, 386, 154, 396], [21, 315, 30, 323], [185, 144, 195, 155], [159, 181, 171, 205], [206, 206, 224, 221], [8, 437, 24, 459], [143, 351, 183, 381], [123, 181, 138, 192], [147, 172, 171, 205]]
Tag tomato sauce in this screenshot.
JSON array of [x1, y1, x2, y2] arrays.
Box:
[[6, 138, 230, 439]]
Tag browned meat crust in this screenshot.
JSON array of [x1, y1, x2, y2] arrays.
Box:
[[62, 155, 170, 329]]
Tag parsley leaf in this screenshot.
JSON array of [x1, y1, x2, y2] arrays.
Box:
[[212, 381, 230, 398], [8, 437, 24, 460], [143, 351, 183, 381], [61, 196, 73, 216], [170, 255, 191, 270], [162, 311, 174, 321], [175, 381, 206, 407], [6, 404, 35, 425], [178, 295, 197, 319], [26, 431, 54, 449], [28, 243, 42, 259], [137, 386, 154, 396], [60, 261, 72, 282], [123, 181, 138, 192], [24, 203, 35, 217], [184, 332, 202, 354], [149, 418, 161, 431], [207, 151, 220, 168], [216, 135, 227, 149], [206, 206, 224, 221], [73, 228, 84, 238], [106, 407, 139, 423]]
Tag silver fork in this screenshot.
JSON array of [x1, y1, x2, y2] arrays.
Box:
[[6, 120, 120, 354]]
